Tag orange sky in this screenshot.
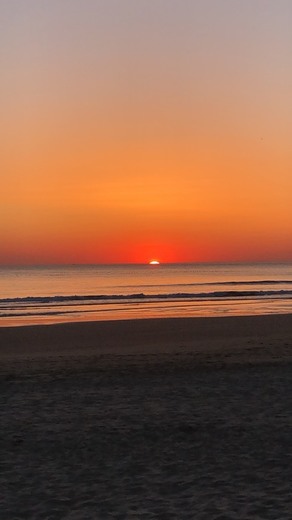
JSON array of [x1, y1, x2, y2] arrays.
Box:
[[1, 1, 292, 264]]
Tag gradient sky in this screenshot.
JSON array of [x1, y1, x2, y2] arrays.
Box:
[[1, 0, 292, 264]]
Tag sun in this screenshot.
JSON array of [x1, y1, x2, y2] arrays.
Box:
[[149, 260, 160, 265]]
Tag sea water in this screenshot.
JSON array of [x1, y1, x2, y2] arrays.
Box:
[[0, 263, 292, 326]]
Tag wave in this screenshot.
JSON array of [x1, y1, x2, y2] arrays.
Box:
[[121, 280, 292, 289], [1, 289, 292, 306], [0, 310, 81, 318]]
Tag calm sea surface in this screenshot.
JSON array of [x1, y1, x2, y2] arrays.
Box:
[[0, 263, 292, 326]]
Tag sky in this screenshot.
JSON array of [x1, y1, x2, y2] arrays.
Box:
[[1, 0, 292, 264]]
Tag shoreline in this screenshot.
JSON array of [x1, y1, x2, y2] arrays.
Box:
[[1, 313, 291, 370]]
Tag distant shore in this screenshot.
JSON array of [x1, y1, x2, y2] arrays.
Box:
[[1, 314, 291, 371]]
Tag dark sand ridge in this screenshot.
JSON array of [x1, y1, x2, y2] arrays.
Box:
[[0, 314, 292, 356], [0, 314, 292, 369]]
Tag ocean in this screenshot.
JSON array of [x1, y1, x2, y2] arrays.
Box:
[[0, 263, 292, 326]]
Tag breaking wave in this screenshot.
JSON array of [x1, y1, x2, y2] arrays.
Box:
[[1, 289, 292, 307]]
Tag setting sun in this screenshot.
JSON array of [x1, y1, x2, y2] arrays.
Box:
[[149, 260, 160, 265]]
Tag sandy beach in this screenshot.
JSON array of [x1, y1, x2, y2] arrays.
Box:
[[1, 314, 292, 519]]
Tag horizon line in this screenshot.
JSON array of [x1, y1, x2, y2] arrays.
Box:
[[1, 260, 292, 268]]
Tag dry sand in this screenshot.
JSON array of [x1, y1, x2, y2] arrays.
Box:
[[1, 314, 292, 519]]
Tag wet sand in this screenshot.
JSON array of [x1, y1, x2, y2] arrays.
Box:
[[1, 314, 292, 519]]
